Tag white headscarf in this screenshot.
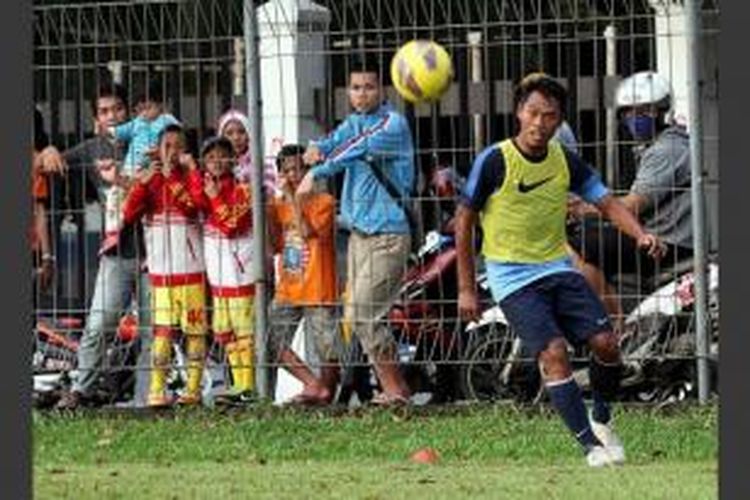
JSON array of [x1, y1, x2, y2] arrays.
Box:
[[217, 109, 251, 139], [216, 109, 278, 194], [217, 109, 252, 182]]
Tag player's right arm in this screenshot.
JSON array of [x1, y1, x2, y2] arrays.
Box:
[[455, 145, 505, 322], [456, 205, 480, 322]]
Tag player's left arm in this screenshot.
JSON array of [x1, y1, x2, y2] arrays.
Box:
[[569, 161, 666, 259], [615, 191, 649, 216], [569, 154, 665, 259]]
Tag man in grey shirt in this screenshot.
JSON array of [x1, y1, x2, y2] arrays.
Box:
[[55, 82, 152, 409], [568, 72, 693, 331], [630, 126, 693, 249]]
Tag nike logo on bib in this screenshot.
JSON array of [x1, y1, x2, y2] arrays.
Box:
[[518, 175, 554, 193]]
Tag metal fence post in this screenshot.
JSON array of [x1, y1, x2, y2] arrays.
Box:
[[685, 0, 711, 404], [604, 24, 617, 186], [244, 0, 270, 399]]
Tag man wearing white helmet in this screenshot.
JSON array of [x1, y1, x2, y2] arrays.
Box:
[[569, 71, 693, 331]]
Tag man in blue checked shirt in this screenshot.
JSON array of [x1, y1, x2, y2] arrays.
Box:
[[296, 55, 414, 406]]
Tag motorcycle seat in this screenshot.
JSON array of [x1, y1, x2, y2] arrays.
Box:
[[615, 258, 695, 293]]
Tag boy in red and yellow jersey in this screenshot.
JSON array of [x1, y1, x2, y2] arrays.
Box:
[[122, 124, 207, 407], [268, 144, 339, 405], [187, 136, 255, 402]]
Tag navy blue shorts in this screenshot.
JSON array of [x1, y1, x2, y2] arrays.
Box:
[[499, 272, 612, 358]]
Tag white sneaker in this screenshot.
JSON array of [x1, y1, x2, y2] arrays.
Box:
[[590, 418, 626, 464], [586, 445, 620, 468]]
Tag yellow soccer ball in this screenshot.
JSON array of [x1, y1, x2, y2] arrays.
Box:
[[390, 40, 454, 103]]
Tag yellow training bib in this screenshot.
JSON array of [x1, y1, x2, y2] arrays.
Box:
[[480, 139, 570, 263]]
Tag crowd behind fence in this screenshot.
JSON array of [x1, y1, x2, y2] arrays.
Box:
[[31, 0, 719, 408]]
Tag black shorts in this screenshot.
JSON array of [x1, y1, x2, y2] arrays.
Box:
[[568, 216, 693, 284], [499, 272, 612, 358]]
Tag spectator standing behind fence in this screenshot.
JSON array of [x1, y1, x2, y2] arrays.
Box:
[[102, 78, 179, 252], [554, 120, 579, 155], [56, 83, 155, 409], [31, 108, 57, 296], [455, 73, 666, 467], [185, 137, 256, 404], [31, 107, 68, 296], [296, 57, 413, 406], [568, 71, 693, 333], [218, 109, 278, 300], [217, 109, 277, 195], [122, 124, 207, 407], [267, 145, 339, 405]]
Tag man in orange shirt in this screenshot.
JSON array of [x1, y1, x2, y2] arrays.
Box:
[[268, 144, 340, 405]]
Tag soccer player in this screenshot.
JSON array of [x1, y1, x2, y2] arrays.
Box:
[[455, 73, 665, 466], [122, 124, 207, 407], [186, 136, 256, 403]]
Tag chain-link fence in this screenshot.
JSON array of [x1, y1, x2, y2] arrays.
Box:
[[32, 0, 719, 408]]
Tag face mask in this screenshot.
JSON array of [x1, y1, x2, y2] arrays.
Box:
[[624, 115, 657, 141]]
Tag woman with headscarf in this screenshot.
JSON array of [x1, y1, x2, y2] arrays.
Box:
[[216, 109, 280, 332], [217, 109, 278, 195]]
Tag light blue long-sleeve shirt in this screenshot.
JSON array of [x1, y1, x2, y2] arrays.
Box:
[[114, 113, 180, 174], [310, 102, 415, 235]]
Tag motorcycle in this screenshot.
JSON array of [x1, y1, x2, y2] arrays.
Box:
[[458, 258, 720, 404], [336, 167, 484, 405], [33, 313, 225, 408], [335, 227, 471, 405], [615, 258, 719, 403], [33, 315, 141, 408]]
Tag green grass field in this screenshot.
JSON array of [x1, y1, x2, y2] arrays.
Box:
[[34, 403, 717, 499]]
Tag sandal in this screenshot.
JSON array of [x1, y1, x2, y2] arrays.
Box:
[[214, 389, 256, 406], [55, 390, 83, 410], [371, 392, 410, 407]]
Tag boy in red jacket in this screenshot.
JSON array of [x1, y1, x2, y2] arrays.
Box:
[[187, 136, 255, 402], [122, 124, 207, 407]]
